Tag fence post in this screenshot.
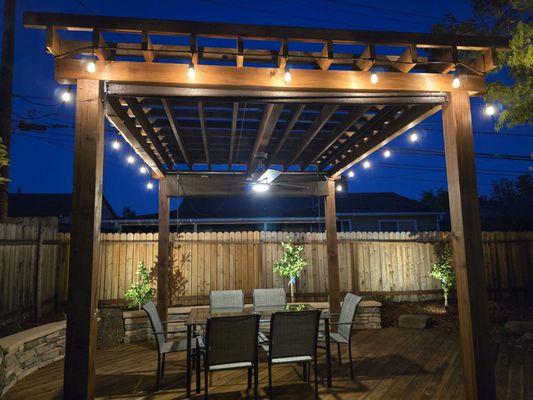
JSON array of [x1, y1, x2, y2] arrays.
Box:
[[34, 227, 44, 319]]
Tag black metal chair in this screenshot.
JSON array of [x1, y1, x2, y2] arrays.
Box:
[[264, 310, 321, 399], [203, 314, 261, 399], [209, 289, 244, 311], [142, 301, 202, 391], [319, 293, 363, 379]]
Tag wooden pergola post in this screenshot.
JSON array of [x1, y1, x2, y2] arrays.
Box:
[[63, 79, 104, 400], [442, 91, 495, 400], [324, 179, 341, 315], [157, 177, 170, 322]]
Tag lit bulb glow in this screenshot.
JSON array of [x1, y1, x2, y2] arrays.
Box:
[[127, 155, 135, 164], [86, 61, 96, 74], [139, 166, 147, 174], [370, 73, 378, 84], [383, 150, 391, 158], [409, 132, 419, 143], [187, 63, 195, 79], [485, 104, 495, 116], [61, 91, 71, 102], [363, 161, 371, 169], [347, 170, 355, 178], [146, 182, 154, 190], [452, 77, 461, 88], [252, 182, 270, 193], [284, 69, 292, 83], [336, 184, 343, 192], [112, 140, 120, 150]]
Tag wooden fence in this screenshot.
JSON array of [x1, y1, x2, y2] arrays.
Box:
[[1, 228, 532, 328]]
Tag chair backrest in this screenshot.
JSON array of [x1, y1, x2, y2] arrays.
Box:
[[209, 290, 244, 310], [337, 293, 363, 340], [205, 314, 260, 367], [142, 301, 165, 351], [253, 288, 287, 308], [269, 310, 320, 361]]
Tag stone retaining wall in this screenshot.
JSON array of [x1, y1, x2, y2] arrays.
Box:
[[123, 301, 382, 343], [0, 321, 66, 396]]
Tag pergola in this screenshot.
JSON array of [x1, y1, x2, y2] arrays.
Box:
[[24, 12, 507, 400]]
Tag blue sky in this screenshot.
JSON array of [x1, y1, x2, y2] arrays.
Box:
[[5, 0, 532, 215]]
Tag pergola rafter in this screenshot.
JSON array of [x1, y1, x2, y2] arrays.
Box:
[[24, 11, 507, 400]]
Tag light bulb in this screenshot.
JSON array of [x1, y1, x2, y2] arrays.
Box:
[[139, 166, 147, 174], [284, 68, 292, 83], [409, 132, 419, 143], [336, 184, 343, 192], [127, 155, 135, 164], [485, 104, 495, 116], [347, 170, 355, 178], [252, 182, 270, 193], [363, 161, 371, 169], [383, 150, 391, 158], [112, 140, 120, 150], [146, 182, 154, 190], [86, 61, 96, 74], [187, 63, 195, 79], [370, 73, 378, 84], [452, 76, 461, 88], [61, 91, 71, 102]]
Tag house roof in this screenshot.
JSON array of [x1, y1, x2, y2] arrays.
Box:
[[8, 193, 118, 219]]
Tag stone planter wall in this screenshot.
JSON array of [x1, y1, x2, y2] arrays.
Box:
[[123, 301, 382, 343], [0, 321, 66, 396]]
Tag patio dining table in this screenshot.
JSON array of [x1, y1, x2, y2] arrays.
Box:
[[184, 304, 333, 398]]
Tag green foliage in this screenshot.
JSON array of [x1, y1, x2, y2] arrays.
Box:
[[125, 261, 155, 309], [0, 139, 9, 185], [273, 237, 307, 281], [432, 0, 533, 130], [429, 245, 456, 307]]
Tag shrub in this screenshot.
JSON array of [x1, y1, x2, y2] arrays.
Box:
[[125, 261, 155, 310]]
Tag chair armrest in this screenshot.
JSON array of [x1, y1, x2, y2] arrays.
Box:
[[329, 321, 357, 326], [149, 328, 188, 335]]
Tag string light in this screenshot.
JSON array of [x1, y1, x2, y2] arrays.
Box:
[[127, 155, 135, 164], [139, 166, 148, 174], [363, 160, 371, 169], [336, 184, 343, 192], [284, 67, 292, 83], [409, 132, 419, 143], [383, 149, 391, 158], [86, 61, 96, 74], [452, 75, 461, 89], [485, 104, 496, 116], [347, 170, 355, 178], [187, 63, 195, 79], [370, 73, 379, 84], [111, 140, 120, 150], [146, 182, 154, 190], [61, 87, 71, 102]]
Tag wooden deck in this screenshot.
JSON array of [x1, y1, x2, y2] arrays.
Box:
[[5, 328, 531, 399]]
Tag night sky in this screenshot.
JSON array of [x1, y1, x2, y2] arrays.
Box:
[[5, 0, 532, 215]]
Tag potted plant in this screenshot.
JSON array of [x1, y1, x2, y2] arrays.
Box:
[[429, 247, 455, 308], [125, 261, 156, 310], [273, 237, 307, 303]]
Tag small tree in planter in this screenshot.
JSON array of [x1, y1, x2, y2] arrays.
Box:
[[429, 246, 455, 308], [273, 237, 307, 303], [125, 261, 155, 310]]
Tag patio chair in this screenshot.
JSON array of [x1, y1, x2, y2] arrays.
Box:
[[142, 301, 202, 391], [209, 289, 244, 310], [253, 288, 287, 308], [263, 310, 321, 399], [318, 293, 363, 379], [203, 314, 261, 399]]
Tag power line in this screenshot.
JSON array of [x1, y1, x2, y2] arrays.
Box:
[[389, 147, 532, 162], [375, 162, 529, 177], [329, 0, 446, 22]]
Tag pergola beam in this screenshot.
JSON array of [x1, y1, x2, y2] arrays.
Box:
[[197, 101, 211, 168], [55, 59, 487, 94], [161, 99, 191, 168], [268, 104, 305, 166], [228, 102, 239, 169]]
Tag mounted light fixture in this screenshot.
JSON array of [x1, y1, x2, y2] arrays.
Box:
[[370, 73, 378, 84], [284, 67, 292, 83], [86, 60, 96, 74], [252, 182, 270, 193], [452, 74, 461, 89], [187, 63, 195, 79]]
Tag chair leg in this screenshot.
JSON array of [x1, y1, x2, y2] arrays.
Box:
[[254, 363, 259, 400], [196, 350, 201, 393], [204, 356, 209, 399], [337, 342, 342, 366], [348, 341, 354, 379], [314, 358, 319, 400], [161, 353, 166, 377], [302, 362, 308, 382], [156, 353, 161, 391], [248, 367, 252, 389], [268, 362, 273, 400]]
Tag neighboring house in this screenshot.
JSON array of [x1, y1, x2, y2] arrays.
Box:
[[110, 192, 442, 233], [8, 192, 118, 232]]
